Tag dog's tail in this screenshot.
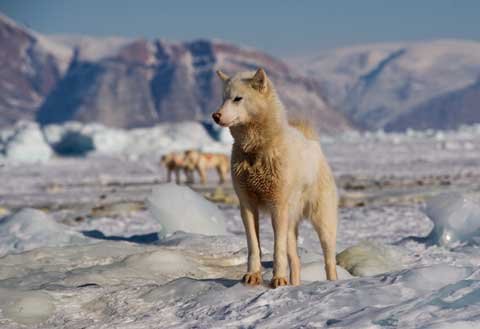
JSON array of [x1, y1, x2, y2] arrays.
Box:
[[288, 118, 318, 140]]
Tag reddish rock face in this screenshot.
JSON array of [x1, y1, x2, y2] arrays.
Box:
[[115, 39, 153, 65], [0, 15, 71, 126]]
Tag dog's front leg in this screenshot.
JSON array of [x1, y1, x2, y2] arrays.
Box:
[[175, 168, 181, 184], [185, 169, 194, 184], [240, 202, 262, 285], [271, 205, 289, 288]]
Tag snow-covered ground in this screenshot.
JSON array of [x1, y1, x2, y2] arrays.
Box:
[[0, 123, 480, 328]]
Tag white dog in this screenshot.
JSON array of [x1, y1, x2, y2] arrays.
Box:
[[212, 68, 338, 287]]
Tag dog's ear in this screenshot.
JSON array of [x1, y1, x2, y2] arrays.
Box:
[[251, 68, 268, 93], [216, 70, 230, 82]]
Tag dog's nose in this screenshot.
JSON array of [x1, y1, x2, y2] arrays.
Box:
[[212, 112, 221, 124]]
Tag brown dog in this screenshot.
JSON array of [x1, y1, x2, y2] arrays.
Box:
[[212, 68, 338, 288], [183, 150, 229, 185]]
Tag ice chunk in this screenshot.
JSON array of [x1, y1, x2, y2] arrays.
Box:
[[147, 184, 228, 238], [91, 128, 129, 154], [425, 193, 480, 247], [42, 122, 74, 145], [336, 241, 406, 276], [125, 121, 223, 157], [1, 121, 53, 163], [0, 289, 55, 325], [0, 208, 91, 256], [401, 264, 473, 293]]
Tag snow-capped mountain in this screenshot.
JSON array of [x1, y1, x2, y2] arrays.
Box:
[[295, 40, 480, 130], [0, 14, 351, 134]]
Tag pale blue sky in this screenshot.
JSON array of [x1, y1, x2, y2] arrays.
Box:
[[1, 0, 479, 55]]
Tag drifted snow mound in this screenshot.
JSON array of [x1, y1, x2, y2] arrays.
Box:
[[0, 289, 55, 325], [147, 184, 228, 238], [425, 321, 480, 329], [0, 121, 53, 163], [63, 248, 207, 287], [0, 208, 91, 257], [301, 262, 353, 281], [336, 241, 407, 276], [425, 193, 480, 247]]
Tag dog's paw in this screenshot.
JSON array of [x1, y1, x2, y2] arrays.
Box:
[[270, 277, 289, 288], [242, 272, 262, 286]]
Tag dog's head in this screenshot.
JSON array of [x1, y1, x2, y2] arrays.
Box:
[[212, 68, 272, 128], [160, 153, 172, 164]]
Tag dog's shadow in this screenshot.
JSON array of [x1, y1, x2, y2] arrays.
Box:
[[261, 260, 273, 269], [82, 230, 160, 244], [393, 235, 431, 246], [195, 277, 239, 288]]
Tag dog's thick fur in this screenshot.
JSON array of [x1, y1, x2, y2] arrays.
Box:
[[184, 150, 230, 184], [212, 68, 338, 287]]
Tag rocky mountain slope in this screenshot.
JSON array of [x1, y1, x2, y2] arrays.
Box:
[[385, 78, 480, 131]]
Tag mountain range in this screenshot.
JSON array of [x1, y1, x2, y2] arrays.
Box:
[[295, 40, 480, 131], [0, 13, 349, 134], [1, 12, 480, 133]]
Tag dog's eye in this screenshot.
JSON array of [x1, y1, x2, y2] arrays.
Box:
[[233, 96, 243, 103]]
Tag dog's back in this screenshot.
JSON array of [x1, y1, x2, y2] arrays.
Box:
[[288, 119, 318, 141]]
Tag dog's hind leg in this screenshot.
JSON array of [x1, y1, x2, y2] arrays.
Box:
[[184, 168, 193, 184], [221, 162, 229, 184], [216, 166, 225, 184], [287, 223, 300, 285], [311, 193, 338, 281], [198, 167, 207, 185], [271, 205, 289, 288], [175, 168, 181, 184]]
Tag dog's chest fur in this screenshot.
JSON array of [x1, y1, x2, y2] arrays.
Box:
[[232, 146, 282, 203]]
